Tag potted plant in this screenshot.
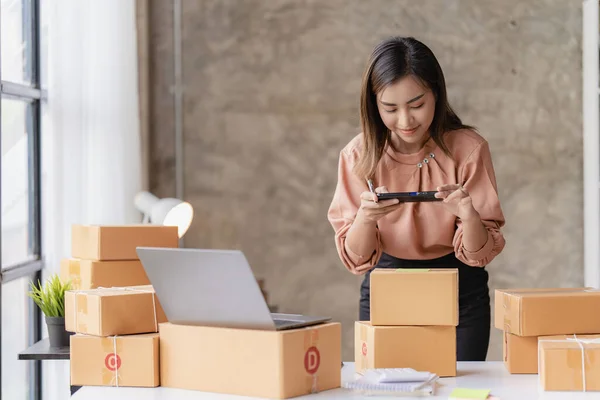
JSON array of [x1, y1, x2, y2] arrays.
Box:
[[28, 274, 72, 348]]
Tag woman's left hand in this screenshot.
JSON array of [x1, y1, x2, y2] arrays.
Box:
[[435, 184, 479, 221]]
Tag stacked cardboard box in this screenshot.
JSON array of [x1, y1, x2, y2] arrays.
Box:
[[65, 224, 177, 387], [63, 224, 311, 396], [61, 225, 178, 290], [495, 288, 600, 391], [355, 269, 458, 377], [494, 288, 572, 375]]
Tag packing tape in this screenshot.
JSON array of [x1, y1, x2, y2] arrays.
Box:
[[502, 292, 513, 334], [502, 289, 590, 295], [359, 324, 368, 371], [75, 294, 88, 333], [303, 329, 320, 393], [71, 290, 89, 333], [71, 287, 158, 334], [394, 268, 430, 273], [67, 259, 82, 290], [311, 374, 318, 394], [112, 336, 120, 387], [101, 336, 122, 387], [503, 331, 508, 362], [567, 335, 600, 392], [539, 334, 600, 392]]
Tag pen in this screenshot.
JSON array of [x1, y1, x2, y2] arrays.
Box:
[[367, 179, 375, 193]]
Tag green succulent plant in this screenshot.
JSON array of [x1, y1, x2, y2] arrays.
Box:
[[28, 274, 72, 317]]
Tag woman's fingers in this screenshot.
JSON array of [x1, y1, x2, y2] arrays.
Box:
[[435, 184, 468, 199], [436, 184, 461, 192], [370, 202, 403, 215], [362, 198, 399, 208], [443, 188, 465, 204], [360, 191, 378, 202]]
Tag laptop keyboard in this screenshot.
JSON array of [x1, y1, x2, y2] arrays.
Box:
[[274, 319, 301, 329], [272, 314, 329, 330]]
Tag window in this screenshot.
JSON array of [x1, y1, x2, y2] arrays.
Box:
[[2, 98, 36, 267], [1, 276, 37, 399], [1, 0, 44, 399]]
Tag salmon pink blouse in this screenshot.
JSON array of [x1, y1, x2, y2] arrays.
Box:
[[327, 129, 506, 275]]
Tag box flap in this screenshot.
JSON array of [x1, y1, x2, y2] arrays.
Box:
[[371, 268, 458, 275]]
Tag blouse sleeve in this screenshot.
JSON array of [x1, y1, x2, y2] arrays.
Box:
[[453, 140, 506, 266], [327, 150, 382, 274]]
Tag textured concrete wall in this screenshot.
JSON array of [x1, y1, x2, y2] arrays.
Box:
[[145, 0, 583, 361]]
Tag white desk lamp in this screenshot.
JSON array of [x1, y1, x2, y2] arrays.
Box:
[[134, 191, 194, 238]]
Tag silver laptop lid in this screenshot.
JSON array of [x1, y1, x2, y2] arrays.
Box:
[[136, 247, 277, 330]]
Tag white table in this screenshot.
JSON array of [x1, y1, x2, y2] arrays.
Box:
[[72, 361, 596, 399]]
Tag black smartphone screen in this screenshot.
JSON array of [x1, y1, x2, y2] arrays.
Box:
[[376, 191, 441, 202]]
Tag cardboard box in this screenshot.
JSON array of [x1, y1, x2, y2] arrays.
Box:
[[503, 331, 538, 374], [71, 224, 178, 261], [539, 334, 600, 391], [60, 258, 150, 290], [370, 268, 458, 326], [65, 285, 167, 336], [355, 321, 456, 377], [159, 322, 341, 399], [494, 288, 600, 336], [70, 333, 159, 387]]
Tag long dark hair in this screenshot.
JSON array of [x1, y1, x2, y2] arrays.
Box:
[[354, 36, 473, 179]]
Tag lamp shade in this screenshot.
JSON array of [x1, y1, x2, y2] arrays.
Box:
[[134, 191, 194, 238]]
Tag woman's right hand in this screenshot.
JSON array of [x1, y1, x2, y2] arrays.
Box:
[[357, 186, 402, 224]]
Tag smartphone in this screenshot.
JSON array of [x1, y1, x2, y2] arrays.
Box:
[[376, 191, 441, 202]]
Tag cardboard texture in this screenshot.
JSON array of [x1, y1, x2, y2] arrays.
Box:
[[494, 288, 600, 336], [70, 333, 159, 387], [65, 285, 167, 336], [355, 321, 456, 377], [503, 331, 538, 374], [71, 224, 178, 261], [159, 322, 341, 399], [369, 268, 458, 326], [539, 334, 600, 391], [60, 258, 150, 290]]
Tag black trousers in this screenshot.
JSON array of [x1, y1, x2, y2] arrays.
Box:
[[359, 252, 491, 361]]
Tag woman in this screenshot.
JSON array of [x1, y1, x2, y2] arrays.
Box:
[[327, 36, 506, 361]]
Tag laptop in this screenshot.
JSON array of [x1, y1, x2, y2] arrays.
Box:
[[136, 247, 331, 331]]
